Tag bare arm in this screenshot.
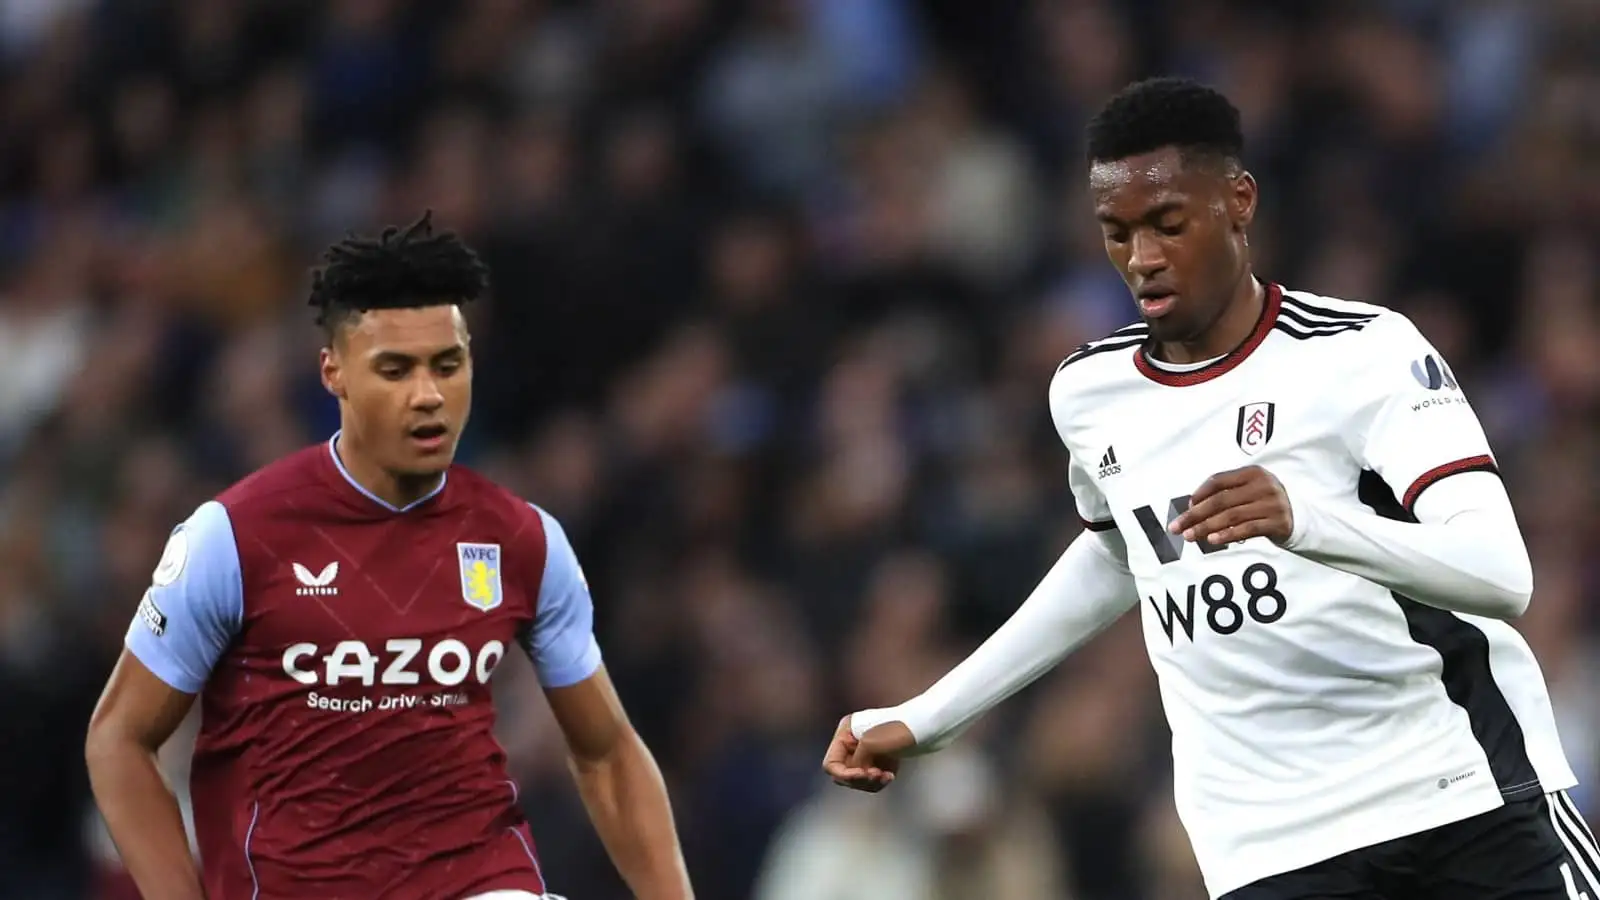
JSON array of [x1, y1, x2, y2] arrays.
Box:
[[85, 650, 204, 900], [546, 665, 692, 900]]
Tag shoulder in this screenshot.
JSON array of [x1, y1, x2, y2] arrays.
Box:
[[1056, 320, 1148, 374], [161, 500, 241, 578], [444, 464, 558, 553], [1051, 321, 1147, 403], [1272, 286, 1435, 366], [446, 464, 543, 524], [216, 443, 332, 514], [1271, 290, 1460, 425], [143, 499, 243, 621], [1276, 286, 1389, 322], [526, 504, 585, 599], [1273, 286, 1400, 343]]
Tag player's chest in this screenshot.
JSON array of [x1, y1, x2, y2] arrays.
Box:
[[1079, 382, 1354, 527], [240, 520, 533, 652], [1076, 379, 1364, 660]]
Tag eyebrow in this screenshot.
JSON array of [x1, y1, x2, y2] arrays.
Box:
[[1097, 200, 1186, 226], [370, 345, 466, 364]]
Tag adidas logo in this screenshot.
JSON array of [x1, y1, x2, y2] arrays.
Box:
[[293, 562, 340, 596], [1096, 446, 1121, 479]]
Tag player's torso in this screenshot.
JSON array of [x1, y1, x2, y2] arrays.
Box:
[[1073, 335, 1413, 685], [1061, 330, 1502, 815], [1052, 289, 1578, 895], [194, 468, 548, 898], [238, 512, 528, 738]]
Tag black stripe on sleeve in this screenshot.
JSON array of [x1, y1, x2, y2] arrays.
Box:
[[1277, 303, 1375, 331], [1272, 321, 1368, 341], [1279, 295, 1378, 321], [1058, 336, 1147, 371]]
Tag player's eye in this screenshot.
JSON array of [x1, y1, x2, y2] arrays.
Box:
[[377, 364, 408, 380], [1159, 221, 1186, 236], [435, 359, 462, 376], [1103, 228, 1129, 244]]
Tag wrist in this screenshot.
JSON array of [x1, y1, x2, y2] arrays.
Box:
[[1282, 489, 1314, 550], [853, 699, 945, 756], [849, 706, 903, 741]]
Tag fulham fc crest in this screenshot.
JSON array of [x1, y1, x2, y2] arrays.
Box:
[[458, 543, 504, 612], [1235, 402, 1276, 456]]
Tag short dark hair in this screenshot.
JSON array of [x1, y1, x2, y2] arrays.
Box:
[[308, 210, 491, 342], [1085, 77, 1244, 168]]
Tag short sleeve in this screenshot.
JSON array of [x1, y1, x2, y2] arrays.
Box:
[[1349, 313, 1499, 513], [124, 501, 244, 694], [519, 505, 603, 688]]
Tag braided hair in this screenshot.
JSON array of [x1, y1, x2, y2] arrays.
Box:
[[308, 210, 490, 343]]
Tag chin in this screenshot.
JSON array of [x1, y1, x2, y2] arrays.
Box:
[[1144, 316, 1201, 344], [396, 457, 452, 480]]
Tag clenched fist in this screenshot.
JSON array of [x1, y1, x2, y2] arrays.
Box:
[[1169, 465, 1295, 546], [820, 715, 915, 793]]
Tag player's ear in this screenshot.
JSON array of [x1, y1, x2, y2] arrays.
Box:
[[320, 346, 346, 399], [1229, 169, 1258, 231]]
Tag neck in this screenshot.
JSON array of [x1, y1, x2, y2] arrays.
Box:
[[1156, 272, 1263, 364], [333, 431, 441, 510]]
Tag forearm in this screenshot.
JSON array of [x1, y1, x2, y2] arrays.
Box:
[[1285, 472, 1532, 619], [86, 738, 204, 900], [851, 530, 1137, 751], [570, 730, 692, 900]]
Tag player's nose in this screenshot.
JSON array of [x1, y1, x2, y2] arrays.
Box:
[[409, 374, 445, 410], [1128, 230, 1167, 277]]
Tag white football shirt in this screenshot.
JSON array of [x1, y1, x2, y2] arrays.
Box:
[[1050, 282, 1575, 896]]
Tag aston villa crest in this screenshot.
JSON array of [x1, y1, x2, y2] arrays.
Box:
[[457, 542, 503, 612]]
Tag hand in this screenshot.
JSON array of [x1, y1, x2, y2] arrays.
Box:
[[821, 715, 912, 792], [1169, 466, 1294, 546]]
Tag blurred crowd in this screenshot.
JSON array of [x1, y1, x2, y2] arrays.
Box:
[[1, 1, 1597, 898]]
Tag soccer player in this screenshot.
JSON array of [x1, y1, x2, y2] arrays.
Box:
[[85, 214, 694, 900], [822, 78, 1599, 900]]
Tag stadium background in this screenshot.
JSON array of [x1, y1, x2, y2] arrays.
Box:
[[1, 0, 1596, 898]]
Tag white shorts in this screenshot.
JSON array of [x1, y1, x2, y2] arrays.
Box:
[[465, 893, 566, 900]]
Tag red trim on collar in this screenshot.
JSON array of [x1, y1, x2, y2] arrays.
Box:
[[1133, 282, 1282, 387]]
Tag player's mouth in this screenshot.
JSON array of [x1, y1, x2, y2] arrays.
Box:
[[408, 423, 450, 452], [1137, 286, 1179, 318]]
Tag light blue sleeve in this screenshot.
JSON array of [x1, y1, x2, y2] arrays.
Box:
[[519, 504, 603, 688], [124, 500, 244, 694]]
